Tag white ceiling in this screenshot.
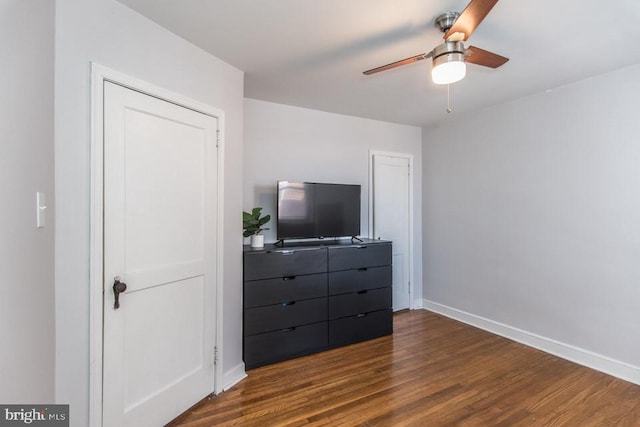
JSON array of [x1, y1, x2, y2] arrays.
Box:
[[116, 0, 640, 127]]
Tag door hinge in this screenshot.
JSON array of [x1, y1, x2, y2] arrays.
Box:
[[216, 130, 220, 148], [214, 346, 219, 365]]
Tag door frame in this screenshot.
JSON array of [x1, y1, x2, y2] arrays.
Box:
[[368, 150, 415, 310], [89, 63, 225, 427]]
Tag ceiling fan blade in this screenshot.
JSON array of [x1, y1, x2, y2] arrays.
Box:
[[444, 0, 499, 41], [465, 45, 509, 68], [363, 53, 431, 75]]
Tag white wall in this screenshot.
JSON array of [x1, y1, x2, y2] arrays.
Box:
[[422, 64, 640, 382], [0, 0, 55, 403], [54, 0, 244, 424], [244, 99, 423, 303]]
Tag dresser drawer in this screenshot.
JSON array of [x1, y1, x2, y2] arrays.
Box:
[[328, 309, 393, 348], [244, 298, 327, 336], [328, 243, 391, 271], [244, 321, 328, 369], [328, 287, 392, 320], [328, 265, 391, 295], [244, 273, 327, 308], [244, 248, 327, 280]]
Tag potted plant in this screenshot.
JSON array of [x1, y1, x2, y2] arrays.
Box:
[[243, 207, 271, 248]]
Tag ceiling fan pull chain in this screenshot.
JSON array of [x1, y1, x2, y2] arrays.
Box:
[[446, 84, 453, 114]]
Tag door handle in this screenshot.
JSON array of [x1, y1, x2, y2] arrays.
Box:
[[113, 276, 127, 310]]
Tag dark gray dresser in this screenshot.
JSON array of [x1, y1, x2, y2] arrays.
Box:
[[243, 239, 392, 369]]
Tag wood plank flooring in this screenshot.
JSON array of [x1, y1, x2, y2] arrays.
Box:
[[169, 310, 640, 426]]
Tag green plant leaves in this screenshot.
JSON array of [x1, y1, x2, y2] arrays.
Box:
[[242, 207, 271, 237]]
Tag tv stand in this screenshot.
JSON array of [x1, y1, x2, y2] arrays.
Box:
[[351, 236, 363, 243], [243, 238, 392, 369]]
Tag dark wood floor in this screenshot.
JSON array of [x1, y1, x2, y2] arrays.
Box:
[[170, 310, 640, 426]]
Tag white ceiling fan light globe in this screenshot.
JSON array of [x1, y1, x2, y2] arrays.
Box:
[[431, 54, 466, 85], [430, 41, 467, 85]]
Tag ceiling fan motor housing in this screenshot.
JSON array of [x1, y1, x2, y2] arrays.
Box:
[[432, 41, 465, 63]]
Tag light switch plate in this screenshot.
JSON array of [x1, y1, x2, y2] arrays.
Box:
[[36, 192, 47, 228]]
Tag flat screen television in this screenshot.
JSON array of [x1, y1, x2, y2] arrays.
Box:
[[277, 181, 361, 240]]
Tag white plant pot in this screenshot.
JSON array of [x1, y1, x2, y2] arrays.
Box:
[[250, 234, 264, 248]]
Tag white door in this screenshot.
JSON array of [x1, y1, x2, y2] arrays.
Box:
[[372, 154, 411, 311], [102, 81, 218, 426]]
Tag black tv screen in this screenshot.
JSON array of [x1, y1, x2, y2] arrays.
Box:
[[277, 181, 361, 240]]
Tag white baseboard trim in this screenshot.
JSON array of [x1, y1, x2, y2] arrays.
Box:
[[421, 299, 640, 386], [412, 298, 425, 310], [221, 362, 247, 392]]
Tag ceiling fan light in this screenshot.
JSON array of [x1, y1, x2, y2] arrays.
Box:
[[432, 53, 466, 85]]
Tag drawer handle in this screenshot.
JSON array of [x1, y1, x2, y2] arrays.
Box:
[[280, 250, 294, 255], [357, 313, 367, 318], [357, 290, 368, 295], [357, 267, 368, 272], [355, 246, 368, 250], [282, 275, 296, 281], [281, 301, 296, 307], [280, 327, 296, 333]]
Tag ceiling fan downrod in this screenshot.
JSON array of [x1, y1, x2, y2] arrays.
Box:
[[435, 12, 461, 34]]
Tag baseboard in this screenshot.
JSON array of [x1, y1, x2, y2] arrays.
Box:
[[421, 299, 640, 386], [412, 298, 425, 310], [222, 362, 247, 392]]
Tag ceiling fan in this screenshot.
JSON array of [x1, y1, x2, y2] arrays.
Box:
[[363, 0, 508, 85]]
